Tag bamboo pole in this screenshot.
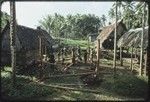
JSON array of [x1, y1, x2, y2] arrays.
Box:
[[95, 39, 100, 73], [144, 52, 147, 76], [120, 47, 123, 66], [139, 2, 146, 76], [10, 1, 16, 87], [113, 1, 118, 76], [130, 47, 133, 71]]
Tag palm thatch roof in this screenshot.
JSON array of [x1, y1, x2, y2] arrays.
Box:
[[117, 26, 148, 48], [96, 19, 127, 49], [1, 21, 54, 52]]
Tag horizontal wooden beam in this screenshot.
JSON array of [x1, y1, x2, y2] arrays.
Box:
[[43, 71, 112, 79], [33, 81, 102, 94], [43, 72, 96, 79]]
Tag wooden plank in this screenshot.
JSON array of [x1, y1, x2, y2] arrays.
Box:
[[63, 63, 73, 71], [50, 83, 86, 86]]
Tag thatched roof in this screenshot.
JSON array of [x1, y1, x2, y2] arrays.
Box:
[[117, 26, 148, 48], [95, 19, 127, 49], [1, 21, 21, 51], [1, 22, 54, 52]]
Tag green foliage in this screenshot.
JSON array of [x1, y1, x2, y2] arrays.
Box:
[[108, 1, 148, 30], [39, 13, 102, 39], [1, 76, 55, 98], [1, 12, 10, 29], [57, 38, 94, 50]]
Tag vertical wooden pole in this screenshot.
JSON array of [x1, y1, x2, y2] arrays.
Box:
[[10, 1, 16, 87], [39, 37, 42, 59], [72, 48, 75, 65], [130, 47, 133, 71], [113, 1, 118, 76], [134, 48, 137, 59], [0, 2, 1, 65], [139, 2, 146, 76], [120, 47, 123, 66], [0, 2, 2, 96], [144, 52, 147, 76], [95, 39, 100, 73], [45, 45, 47, 55], [146, 3, 150, 101], [87, 39, 90, 62]]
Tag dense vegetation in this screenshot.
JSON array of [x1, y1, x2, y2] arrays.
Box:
[[38, 2, 148, 40], [1, 1, 149, 101], [108, 1, 148, 29], [38, 13, 104, 39]]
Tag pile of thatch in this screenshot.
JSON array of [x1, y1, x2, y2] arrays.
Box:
[[117, 26, 148, 48], [1, 21, 54, 52]]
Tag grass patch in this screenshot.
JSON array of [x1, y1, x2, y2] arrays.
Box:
[[55, 37, 94, 50]]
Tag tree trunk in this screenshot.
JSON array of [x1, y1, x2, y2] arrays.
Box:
[[144, 52, 147, 76], [120, 47, 123, 66], [134, 48, 137, 59], [139, 2, 146, 76], [130, 47, 133, 71], [39, 37, 42, 59], [0, 3, 2, 69], [95, 39, 100, 73], [113, 1, 118, 76], [146, 2, 150, 100], [10, 1, 16, 87]]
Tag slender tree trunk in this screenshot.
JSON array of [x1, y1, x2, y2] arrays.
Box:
[[146, 3, 150, 101], [134, 48, 137, 59], [139, 2, 146, 76], [10, 1, 16, 87], [0, 2, 2, 96], [45, 45, 47, 55], [0, 3, 2, 66], [95, 39, 100, 73], [39, 37, 42, 59], [144, 52, 147, 76], [120, 47, 123, 66], [130, 47, 133, 71], [113, 1, 118, 76]]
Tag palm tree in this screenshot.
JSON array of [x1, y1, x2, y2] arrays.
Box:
[[113, 1, 118, 77], [122, 1, 135, 30], [101, 14, 107, 26]]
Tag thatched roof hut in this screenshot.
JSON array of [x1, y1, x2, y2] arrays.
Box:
[[96, 19, 127, 49], [117, 26, 148, 48], [1, 21, 54, 65]]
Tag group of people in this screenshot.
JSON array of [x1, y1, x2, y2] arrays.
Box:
[[56, 45, 96, 64]]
